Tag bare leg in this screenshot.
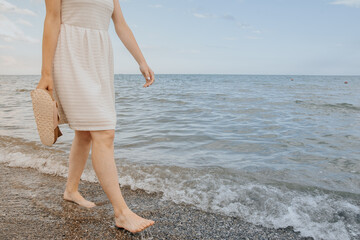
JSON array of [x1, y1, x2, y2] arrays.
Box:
[[90, 130, 155, 233], [63, 130, 96, 208]]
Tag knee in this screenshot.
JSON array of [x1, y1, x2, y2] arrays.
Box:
[[90, 130, 115, 148], [75, 130, 92, 143]]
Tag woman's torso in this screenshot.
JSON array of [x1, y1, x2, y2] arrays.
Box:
[[61, 0, 114, 30]]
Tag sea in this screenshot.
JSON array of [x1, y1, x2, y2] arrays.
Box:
[[0, 74, 359, 240]]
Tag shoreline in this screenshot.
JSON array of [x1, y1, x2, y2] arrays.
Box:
[[0, 163, 313, 239]]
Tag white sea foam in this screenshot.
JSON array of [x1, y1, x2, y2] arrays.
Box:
[[1, 146, 359, 240], [114, 161, 360, 240]]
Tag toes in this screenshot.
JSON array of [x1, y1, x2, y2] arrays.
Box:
[[114, 214, 154, 234], [142, 222, 149, 229], [137, 221, 149, 232], [133, 226, 143, 233], [141, 220, 153, 230], [138, 223, 147, 231], [146, 219, 154, 226]]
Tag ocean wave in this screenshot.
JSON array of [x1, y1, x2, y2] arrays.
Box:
[[16, 88, 30, 92], [0, 135, 359, 240], [295, 100, 360, 112]]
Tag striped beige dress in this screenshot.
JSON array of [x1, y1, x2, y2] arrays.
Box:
[[52, 0, 116, 130]]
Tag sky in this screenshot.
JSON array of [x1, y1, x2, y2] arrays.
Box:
[[0, 0, 359, 75]]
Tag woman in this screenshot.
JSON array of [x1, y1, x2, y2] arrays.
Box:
[[36, 0, 155, 233]]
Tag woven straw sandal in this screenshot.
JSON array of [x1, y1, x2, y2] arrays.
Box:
[[30, 88, 63, 146]]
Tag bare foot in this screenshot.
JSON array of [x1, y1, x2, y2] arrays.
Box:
[[63, 191, 96, 208], [114, 208, 155, 233]]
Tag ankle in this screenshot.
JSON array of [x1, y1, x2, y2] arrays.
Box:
[[114, 207, 131, 218], [64, 188, 78, 195]]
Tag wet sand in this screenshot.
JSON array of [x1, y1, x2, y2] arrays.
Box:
[[0, 163, 313, 240]]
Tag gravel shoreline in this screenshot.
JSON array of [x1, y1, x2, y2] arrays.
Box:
[[0, 163, 314, 239]]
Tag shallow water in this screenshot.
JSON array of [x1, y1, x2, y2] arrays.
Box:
[[1, 74, 359, 240]]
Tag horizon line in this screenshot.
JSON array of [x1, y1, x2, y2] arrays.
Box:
[[1, 73, 360, 77]]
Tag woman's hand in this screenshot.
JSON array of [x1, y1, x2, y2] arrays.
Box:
[[139, 62, 155, 88], [36, 75, 55, 100]]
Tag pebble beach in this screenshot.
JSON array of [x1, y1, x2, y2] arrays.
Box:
[[0, 163, 313, 240]]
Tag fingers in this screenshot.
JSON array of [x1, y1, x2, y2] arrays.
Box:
[[143, 68, 155, 88], [143, 81, 151, 88], [36, 78, 55, 99], [145, 72, 151, 81], [150, 69, 155, 82], [36, 83, 47, 90]]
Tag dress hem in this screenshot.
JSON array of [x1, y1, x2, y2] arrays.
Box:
[[60, 123, 116, 131]]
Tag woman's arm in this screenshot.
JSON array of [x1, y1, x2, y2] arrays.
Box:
[[36, 0, 61, 98], [112, 0, 154, 88]]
